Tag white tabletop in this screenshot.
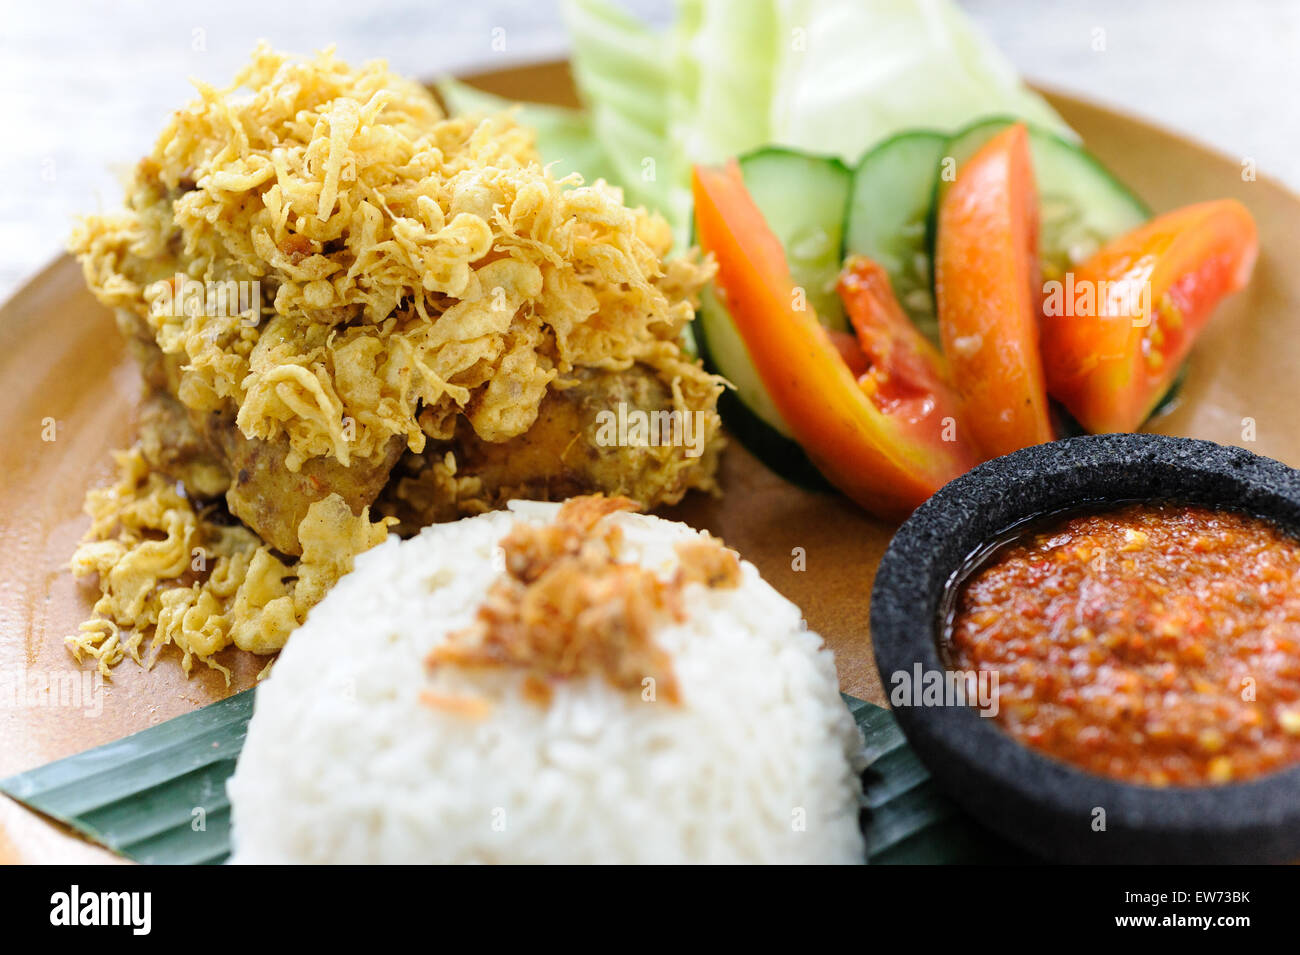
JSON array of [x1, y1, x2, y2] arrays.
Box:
[[2, 0, 1295, 303]]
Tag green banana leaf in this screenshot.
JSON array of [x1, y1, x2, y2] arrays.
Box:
[[0, 691, 252, 865], [1, 690, 1027, 864]]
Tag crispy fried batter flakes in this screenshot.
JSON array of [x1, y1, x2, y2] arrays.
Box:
[[68, 449, 391, 681], [69, 43, 718, 472]]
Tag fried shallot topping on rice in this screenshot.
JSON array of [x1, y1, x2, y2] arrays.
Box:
[[673, 537, 744, 589], [425, 496, 741, 708]]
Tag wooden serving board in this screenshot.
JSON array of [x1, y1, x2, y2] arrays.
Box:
[[2, 60, 1298, 863]]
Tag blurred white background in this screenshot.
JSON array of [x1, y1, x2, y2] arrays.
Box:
[[1, 0, 1295, 301]]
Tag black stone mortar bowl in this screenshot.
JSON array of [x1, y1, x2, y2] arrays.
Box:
[[870, 433, 1300, 864]]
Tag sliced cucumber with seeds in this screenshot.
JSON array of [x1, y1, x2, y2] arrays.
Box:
[[734, 147, 853, 331], [929, 116, 1150, 280], [844, 130, 947, 344]]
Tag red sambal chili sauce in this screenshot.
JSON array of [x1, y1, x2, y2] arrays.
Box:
[[943, 502, 1300, 786]]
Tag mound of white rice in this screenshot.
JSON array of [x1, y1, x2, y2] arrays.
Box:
[[227, 502, 865, 864]]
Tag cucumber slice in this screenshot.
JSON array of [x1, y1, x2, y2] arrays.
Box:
[[695, 286, 830, 490], [696, 285, 789, 439], [735, 147, 853, 331], [929, 116, 1150, 280], [844, 130, 947, 344]]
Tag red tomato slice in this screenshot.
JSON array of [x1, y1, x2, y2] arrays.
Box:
[[935, 123, 1054, 458], [1040, 199, 1258, 433], [827, 328, 871, 378], [837, 255, 967, 446], [693, 161, 978, 519]]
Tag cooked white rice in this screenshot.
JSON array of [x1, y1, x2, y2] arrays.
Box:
[[227, 502, 865, 864]]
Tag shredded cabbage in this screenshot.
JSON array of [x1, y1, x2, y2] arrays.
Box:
[[769, 0, 1071, 161], [547, 0, 1069, 239]]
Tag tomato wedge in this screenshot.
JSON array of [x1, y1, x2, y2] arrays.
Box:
[[1040, 199, 1258, 433], [935, 123, 1054, 458], [827, 328, 871, 378], [837, 255, 967, 445], [692, 161, 977, 519]]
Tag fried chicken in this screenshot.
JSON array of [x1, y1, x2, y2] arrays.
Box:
[[380, 363, 721, 531], [65, 45, 724, 676]]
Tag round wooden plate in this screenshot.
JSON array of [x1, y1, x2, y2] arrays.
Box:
[[1, 60, 1295, 863]]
